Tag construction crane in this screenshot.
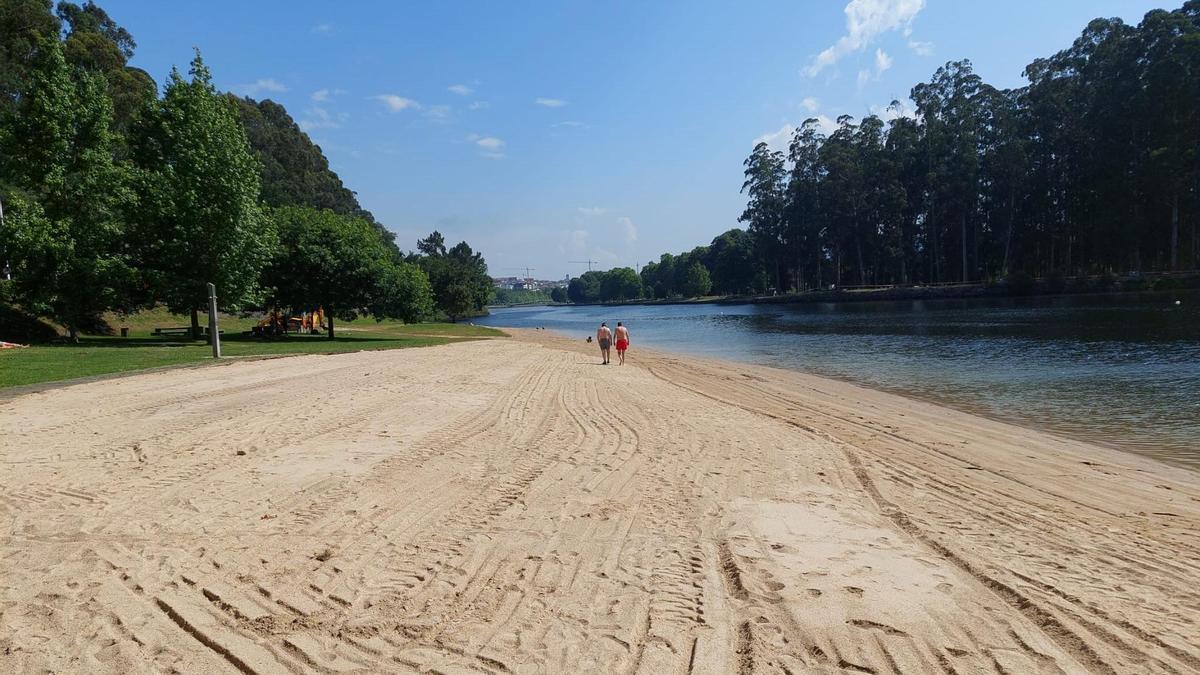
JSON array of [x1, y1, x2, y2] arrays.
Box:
[[569, 259, 599, 272], [504, 266, 537, 280]]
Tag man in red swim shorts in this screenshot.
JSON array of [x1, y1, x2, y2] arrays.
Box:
[[614, 321, 630, 365]]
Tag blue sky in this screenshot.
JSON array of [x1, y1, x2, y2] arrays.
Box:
[[105, 0, 1166, 280]]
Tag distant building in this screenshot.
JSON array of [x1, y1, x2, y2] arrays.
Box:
[[491, 277, 567, 291]]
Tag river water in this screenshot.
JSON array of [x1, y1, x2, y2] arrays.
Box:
[[478, 291, 1200, 468]]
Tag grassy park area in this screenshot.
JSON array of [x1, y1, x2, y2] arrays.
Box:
[[0, 306, 504, 390]]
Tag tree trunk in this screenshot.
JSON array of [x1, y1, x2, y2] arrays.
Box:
[[67, 324, 78, 343], [1170, 192, 1179, 271], [190, 308, 201, 340], [960, 212, 968, 283], [855, 234, 865, 286], [327, 315, 335, 340], [1003, 189, 1015, 276], [815, 246, 822, 290]]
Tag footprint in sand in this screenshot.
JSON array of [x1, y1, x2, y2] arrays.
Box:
[[805, 588, 822, 598], [843, 586, 864, 597]]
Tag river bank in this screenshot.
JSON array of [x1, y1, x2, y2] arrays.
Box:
[[1, 333, 1197, 673], [561, 270, 1200, 308]]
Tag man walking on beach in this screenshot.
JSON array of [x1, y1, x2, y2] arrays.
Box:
[[597, 322, 612, 364], [614, 321, 630, 365]]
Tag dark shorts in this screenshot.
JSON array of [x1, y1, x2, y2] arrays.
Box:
[[599, 339, 611, 350]]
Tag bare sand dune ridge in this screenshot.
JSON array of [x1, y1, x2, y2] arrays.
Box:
[[1, 331, 1198, 674]]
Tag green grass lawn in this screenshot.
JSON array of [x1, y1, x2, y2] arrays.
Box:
[[0, 310, 505, 390]]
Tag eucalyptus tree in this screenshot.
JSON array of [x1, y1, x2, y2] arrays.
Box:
[[739, 142, 787, 290], [912, 60, 984, 282], [785, 118, 827, 289]]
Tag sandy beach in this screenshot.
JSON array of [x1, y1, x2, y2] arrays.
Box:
[[1, 331, 1197, 674]]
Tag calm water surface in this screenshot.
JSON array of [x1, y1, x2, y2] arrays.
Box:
[[479, 291, 1200, 468]]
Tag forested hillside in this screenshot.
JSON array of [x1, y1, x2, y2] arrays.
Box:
[[0, 0, 489, 340]]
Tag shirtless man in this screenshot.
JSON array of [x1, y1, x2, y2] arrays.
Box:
[[596, 322, 612, 364], [614, 321, 630, 365]]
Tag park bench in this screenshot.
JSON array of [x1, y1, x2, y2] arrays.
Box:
[[152, 326, 224, 337]]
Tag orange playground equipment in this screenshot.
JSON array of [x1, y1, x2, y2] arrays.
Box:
[[252, 307, 325, 337]]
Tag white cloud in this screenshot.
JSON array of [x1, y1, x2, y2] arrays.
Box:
[[475, 136, 504, 151], [577, 206, 606, 217], [908, 39, 934, 56], [535, 97, 567, 107], [447, 84, 473, 96], [299, 106, 348, 131], [373, 94, 420, 112], [618, 216, 637, 244], [754, 116, 838, 152], [553, 120, 588, 129], [310, 88, 346, 102], [468, 101, 488, 110], [558, 229, 590, 255], [754, 124, 794, 153], [804, 0, 925, 76], [869, 99, 915, 122], [811, 115, 839, 136], [235, 78, 288, 96], [800, 97, 819, 112], [469, 135, 505, 158], [311, 23, 332, 34], [858, 49, 893, 88], [425, 104, 451, 120], [875, 48, 893, 74]]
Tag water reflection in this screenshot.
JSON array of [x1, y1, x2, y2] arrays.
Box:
[[479, 291, 1200, 467]]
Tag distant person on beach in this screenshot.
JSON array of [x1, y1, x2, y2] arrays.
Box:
[[596, 322, 612, 364], [614, 322, 630, 365]]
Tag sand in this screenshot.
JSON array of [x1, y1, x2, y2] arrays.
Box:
[[1, 331, 1197, 674]]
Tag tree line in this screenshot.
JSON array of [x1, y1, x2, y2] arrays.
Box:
[[740, 3, 1197, 293], [565, 228, 760, 303], [0, 0, 491, 340], [567, 3, 1198, 304]]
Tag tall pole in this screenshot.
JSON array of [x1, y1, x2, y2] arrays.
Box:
[[0, 197, 9, 280], [207, 282, 221, 358]]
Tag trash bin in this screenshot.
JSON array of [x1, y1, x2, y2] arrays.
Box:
[[120, 327, 129, 337]]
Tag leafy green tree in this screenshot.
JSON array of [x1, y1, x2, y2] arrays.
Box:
[[0, 0, 60, 118], [567, 271, 602, 303], [707, 228, 758, 294], [131, 52, 274, 338], [493, 287, 552, 305], [368, 257, 433, 324], [0, 37, 138, 340], [267, 206, 430, 338], [599, 267, 642, 301], [550, 286, 568, 303], [56, 1, 155, 147], [414, 232, 492, 320], [681, 262, 712, 297]]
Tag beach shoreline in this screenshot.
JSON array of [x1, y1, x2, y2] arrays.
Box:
[[2, 333, 1197, 673], [522, 325, 1200, 471]]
